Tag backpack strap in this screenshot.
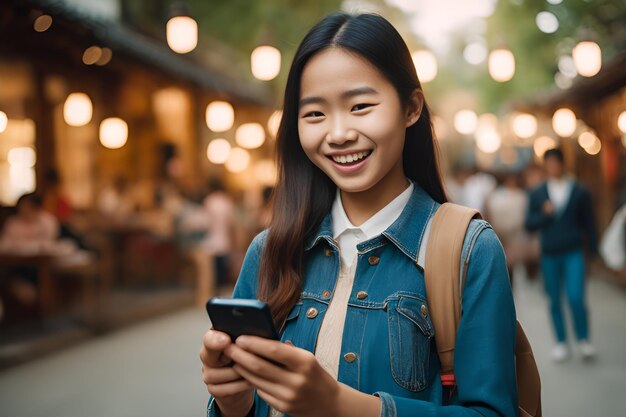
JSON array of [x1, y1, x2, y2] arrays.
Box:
[[424, 203, 480, 376], [424, 203, 542, 416]]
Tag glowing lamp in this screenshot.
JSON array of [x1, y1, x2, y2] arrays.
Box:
[[207, 139, 231, 164], [99, 118, 128, 149], [235, 123, 265, 149], [206, 101, 234, 132], [166, 16, 198, 54], [251, 46, 281, 81], [63, 93, 93, 126], [488, 49, 515, 82]]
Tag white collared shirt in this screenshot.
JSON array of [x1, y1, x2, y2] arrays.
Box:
[[547, 177, 573, 214], [331, 180, 414, 267]]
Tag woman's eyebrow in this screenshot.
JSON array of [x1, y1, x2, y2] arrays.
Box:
[[299, 86, 379, 107]]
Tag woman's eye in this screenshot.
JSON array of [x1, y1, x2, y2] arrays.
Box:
[[303, 111, 324, 118], [352, 103, 373, 111]]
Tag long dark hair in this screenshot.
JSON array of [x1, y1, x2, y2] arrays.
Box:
[[260, 12, 447, 327]]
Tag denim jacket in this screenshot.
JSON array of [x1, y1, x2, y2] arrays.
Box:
[[208, 185, 518, 417]]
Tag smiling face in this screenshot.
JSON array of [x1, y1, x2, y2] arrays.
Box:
[[298, 47, 420, 195]]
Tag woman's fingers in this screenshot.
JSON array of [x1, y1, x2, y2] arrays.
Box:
[[225, 343, 293, 384], [236, 336, 314, 371], [256, 388, 290, 415], [201, 329, 232, 367], [202, 365, 244, 385], [206, 379, 252, 398], [232, 364, 292, 402]]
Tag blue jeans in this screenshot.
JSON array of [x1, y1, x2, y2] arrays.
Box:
[[541, 250, 589, 342]]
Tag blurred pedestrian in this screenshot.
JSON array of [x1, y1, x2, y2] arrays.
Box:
[[447, 166, 496, 213], [525, 148, 597, 362], [485, 172, 528, 283], [520, 163, 544, 280], [599, 203, 626, 271], [203, 178, 235, 287]]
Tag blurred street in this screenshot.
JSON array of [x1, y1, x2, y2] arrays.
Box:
[[1, 1, 625, 415], [1, 268, 625, 417]]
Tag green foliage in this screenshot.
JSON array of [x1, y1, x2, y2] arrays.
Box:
[[477, 0, 626, 111], [183, 0, 342, 92]]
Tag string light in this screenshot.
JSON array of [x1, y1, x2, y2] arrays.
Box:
[[251, 46, 281, 81], [225, 147, 250, 173], [235, 123, 265, 149], [573, 41, 602, 77], [63, 93, 93, 126], [411, 50, 438, 83], [488, 49, 515, 82], [33, 15, 52, 32], [454, 110, 478, 135], [99, 117, 128, 149], [206, 139, 231, 164], [166, 15, 198, 54], [206, 101, 234, 132], [512, 113, 538, 139], [552, 108, 577, 137]]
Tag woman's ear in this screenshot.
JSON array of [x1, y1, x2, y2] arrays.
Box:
[[405, 89, 424, 128]]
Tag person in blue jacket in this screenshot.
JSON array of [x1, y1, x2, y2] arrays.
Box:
[[200, 12, 517, 417], [525, 148, 597, 362]]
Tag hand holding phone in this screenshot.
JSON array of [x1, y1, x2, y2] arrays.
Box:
[[200, 327, 255, 416], [206, 297, 279, 341]]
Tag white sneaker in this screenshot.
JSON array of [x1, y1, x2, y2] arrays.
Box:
[[579, 341, 596, 360], [551, 343, 569, 362]]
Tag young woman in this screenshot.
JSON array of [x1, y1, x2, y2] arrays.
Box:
[[200, 12, 517, 417]]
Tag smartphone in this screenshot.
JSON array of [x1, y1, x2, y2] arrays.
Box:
[[206, 297, 280, 341]]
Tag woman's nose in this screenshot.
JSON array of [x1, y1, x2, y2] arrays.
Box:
[[326, 118, 358, 144]]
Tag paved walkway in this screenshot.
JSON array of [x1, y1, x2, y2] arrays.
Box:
[[513, 268, 626, 417], [1, 270, 625, 417]]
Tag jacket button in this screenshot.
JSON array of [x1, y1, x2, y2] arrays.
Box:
[[421, 304, 428, 318], [306, 307, 318, 319], [322, 290, 331, 298], [325, 248, 333, 257], [356, 291, 368, 300], [368, 255, 380, 265], [343, 352, 357, 363]]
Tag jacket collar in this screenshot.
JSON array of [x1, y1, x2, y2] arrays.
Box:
[[304, 184, 438, 263]]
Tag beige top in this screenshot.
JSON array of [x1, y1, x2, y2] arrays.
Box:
[[270, 258, 357, 417]]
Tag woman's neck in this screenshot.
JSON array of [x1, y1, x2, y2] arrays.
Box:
[[340, 166, 410, 227]]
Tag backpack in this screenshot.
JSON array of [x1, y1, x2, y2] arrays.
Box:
[[423, 203, 542, 417]]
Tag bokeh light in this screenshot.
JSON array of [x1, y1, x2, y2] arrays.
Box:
[[552, 108, 577, 137], [454, 110, 478, 135], [235, 123, 265, 149], [99, 117, 128, 149], [63, 93, 93, 127], [251, 46, 281, 81], [225, 147, 251, 173], [206, 101, 234, 132], [206, 138, 231, 164], [166, 16, 198, 54], [411, 50, 438, 83]]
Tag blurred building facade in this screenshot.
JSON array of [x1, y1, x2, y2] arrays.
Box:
[[0, 0, 277, 210]]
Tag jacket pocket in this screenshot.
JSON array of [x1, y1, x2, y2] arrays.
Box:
[[279, 303, 302, 335], [386, 294, 434, 392]]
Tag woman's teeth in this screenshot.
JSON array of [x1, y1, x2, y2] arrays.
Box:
[[331, 150, 371, 165]]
